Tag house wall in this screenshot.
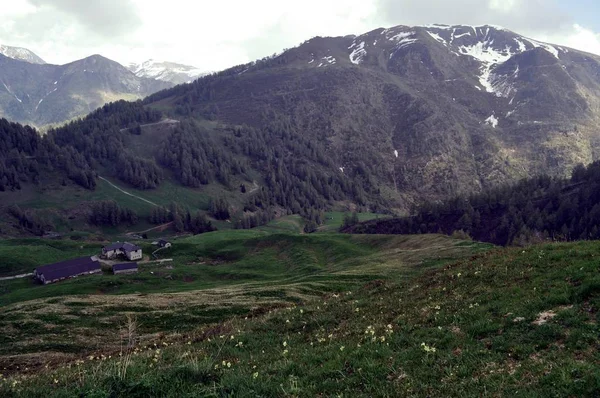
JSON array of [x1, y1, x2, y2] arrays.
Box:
[[126, 250, 143, 261], [103, 249, 117, 259]]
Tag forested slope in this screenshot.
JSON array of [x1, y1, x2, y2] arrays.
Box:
[[347, 161, 600, 245]]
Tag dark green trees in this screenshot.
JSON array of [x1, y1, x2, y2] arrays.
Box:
[[90, 201, 138, 227]]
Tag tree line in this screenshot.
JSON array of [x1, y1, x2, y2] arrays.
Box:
[[0, 118, 96, 191]]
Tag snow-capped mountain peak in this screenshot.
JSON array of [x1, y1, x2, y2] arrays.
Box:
[[343, 24, 567, 97], [128, 59, 208, 85], [0, 44, 46, 64]]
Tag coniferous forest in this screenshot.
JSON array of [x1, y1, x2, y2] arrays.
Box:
[[5, 95, 600, 243], [1, 97, 388, 236], [346, 161, 600, 246]]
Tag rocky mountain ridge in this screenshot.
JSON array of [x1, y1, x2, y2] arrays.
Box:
[[145, 23, 600, 208], [128, 59, 207, 85], [0, 44, 46, 64], [0, 53, 172, 127]]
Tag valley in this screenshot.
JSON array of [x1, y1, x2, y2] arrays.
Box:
[[1, 20, 600, 397]]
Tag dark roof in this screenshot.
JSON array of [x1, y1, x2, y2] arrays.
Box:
[[103, 242, 124, 251], [113, 262, 138, 272], [158, 239, 169, 244], [122, 242, 141, 253], [35, 256, 100, 282], [103, 242, 141, 253]]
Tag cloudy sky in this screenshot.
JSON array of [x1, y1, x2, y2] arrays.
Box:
[[1, 0, 599, 71]]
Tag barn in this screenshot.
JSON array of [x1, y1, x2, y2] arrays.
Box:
[[34, 256, 101, 285], [113, 263, 138, 274]]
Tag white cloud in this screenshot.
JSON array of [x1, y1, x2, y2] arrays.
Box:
[[0, 0, 598, 72], [489, 0, 518, 13], [537, 24, 600, 55], [1, 1, 37, 16]]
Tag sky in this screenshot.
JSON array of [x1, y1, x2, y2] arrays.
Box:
[[0, 0, 599, 72]]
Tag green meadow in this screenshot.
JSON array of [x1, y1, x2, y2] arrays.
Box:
[[0, 228, 599, 396]]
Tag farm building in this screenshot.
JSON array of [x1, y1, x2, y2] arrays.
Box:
[[34, 256, 101, 285], [158, 239, 172, 248], [102, 242, 143, 261], [113, 263, 138, 274]]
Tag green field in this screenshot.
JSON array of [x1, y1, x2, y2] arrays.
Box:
[[1, 231, 599, 396], [257, 212, 387, 234], [0, 173, 250, 238], [319, 212, 388, 232]]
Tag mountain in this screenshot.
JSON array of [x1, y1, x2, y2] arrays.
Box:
[[148, 24, 600, 208], [0, 54, 172, 127], [0, 44, 46, 64], [3, 24, 600, 236], [128, 59, 207, 85]]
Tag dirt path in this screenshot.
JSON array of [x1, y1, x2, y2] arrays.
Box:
[[98, 176, 163, 209], [248, 181, 260, 194], [0, 273, 33, 281], [126, 222, 174, 236], [119, 118, 180, 132]]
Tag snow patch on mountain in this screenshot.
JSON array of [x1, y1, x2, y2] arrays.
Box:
[[525, 38, 560, 59], [485, 114, 499, 128], [456, 38, 516, 97], [349, 41, 367, 64], [129, 60, 207, 85], [388, 31, 415, 42], [35, 88, 58, 112], [514, 38, 527, 52], [318, 56, 336, 67], [427, 31, 447, 45], [0, 44, 46, 64], [2, 82, 22, 103], [457, 41, 513, 65]]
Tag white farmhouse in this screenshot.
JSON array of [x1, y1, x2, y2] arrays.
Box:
[[102, 242, 143, 261]]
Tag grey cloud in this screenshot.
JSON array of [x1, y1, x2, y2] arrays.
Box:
[[28, 0, 141, 37], [374, 0, 571, 33]]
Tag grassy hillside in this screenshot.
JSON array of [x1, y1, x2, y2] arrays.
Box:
[[0, 239, 103, 277], [1, 231, 599, 395], [256, 212, 387, 234], [0, 233, 488, 385]]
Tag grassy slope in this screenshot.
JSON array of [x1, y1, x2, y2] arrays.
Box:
[[1, 235, 599, 396], [257, 212, 387, 234], [0, 233, 486, 378], [319, 212, 389, 233], [0, 161, 245, 238], [0, 239, 103, 277]]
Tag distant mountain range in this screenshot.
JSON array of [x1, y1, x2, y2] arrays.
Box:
[[0, 53, 172, 127], [128, 60, 208, 85], [0, 45, 206, 127], [0, 44, 46, 64]]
